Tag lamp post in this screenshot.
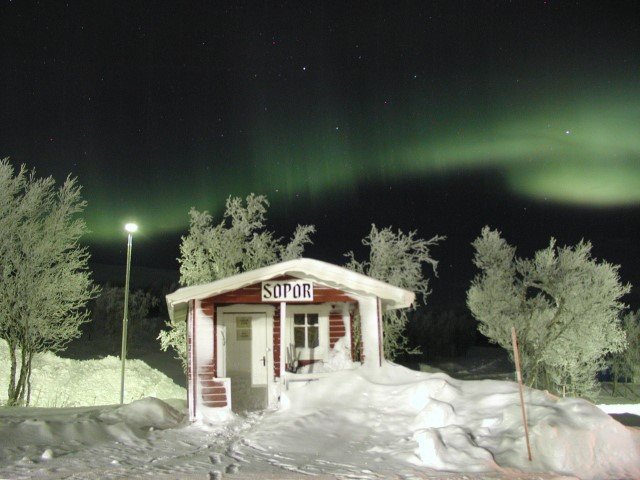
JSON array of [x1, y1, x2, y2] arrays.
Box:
[[120, 222, 138, 404]]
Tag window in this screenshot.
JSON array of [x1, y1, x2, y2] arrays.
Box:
[[287, 306, 329, 362], [293, 313, 319, 349]]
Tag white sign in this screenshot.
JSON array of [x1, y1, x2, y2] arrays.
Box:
[[261, 280, 313, 302]]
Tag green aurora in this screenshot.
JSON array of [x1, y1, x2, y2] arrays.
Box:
[[84, 85, 640, 243]]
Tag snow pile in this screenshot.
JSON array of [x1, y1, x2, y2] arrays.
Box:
[[297, 337, 357, 373], [0, 363, 638, 479], [98, 397, 186, 431], [0, 398, 186, 467], [0, 340, 186, 407], [257, 362, 640, 479]]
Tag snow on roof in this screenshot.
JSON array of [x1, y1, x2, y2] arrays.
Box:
[[166, 258, 415, 320]]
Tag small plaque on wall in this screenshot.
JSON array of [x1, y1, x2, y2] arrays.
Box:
[[236, 317, 252, 340]]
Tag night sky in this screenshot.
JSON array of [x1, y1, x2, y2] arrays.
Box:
[[2, 2, 639, 309]]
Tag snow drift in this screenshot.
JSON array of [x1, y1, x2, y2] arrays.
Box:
[[0, 352, 638, 479], [0, 397, 186, 454], [257, 362, 640, 479]]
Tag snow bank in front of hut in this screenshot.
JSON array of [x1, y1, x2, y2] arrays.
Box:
[[0, 361, 639, 479], [296, 337, 357, 373], [267, 362, 640, 479], [98, 397, 186, 431], [0, 340, 186, 407], [0, 397, 186, 455]]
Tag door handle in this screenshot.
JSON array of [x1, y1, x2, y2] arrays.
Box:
[[261, 356, 266, 366]]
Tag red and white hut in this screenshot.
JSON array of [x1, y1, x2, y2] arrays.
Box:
[[165, 258, 414, 421]]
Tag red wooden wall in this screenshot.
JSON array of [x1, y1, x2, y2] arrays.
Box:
[[198, 277, 358, 379]]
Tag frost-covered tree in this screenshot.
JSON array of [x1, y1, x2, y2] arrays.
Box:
[[159, 193, 315, 369], [467, 227, 629, 398], [345, 224, 444, 361], [0, 159, 99, 406], [608, 310, 640, 392]]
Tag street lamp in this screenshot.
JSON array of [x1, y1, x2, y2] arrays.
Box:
[[120, 222, 138, 404]]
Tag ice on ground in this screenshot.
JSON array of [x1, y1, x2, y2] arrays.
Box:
[[0, 340, 186, 407]]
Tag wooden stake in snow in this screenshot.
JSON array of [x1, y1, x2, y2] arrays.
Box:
[[511, 326, 533, 462]]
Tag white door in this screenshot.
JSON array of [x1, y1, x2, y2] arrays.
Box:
[[250, 314, 269, 385], [219, 312, 270, 410]]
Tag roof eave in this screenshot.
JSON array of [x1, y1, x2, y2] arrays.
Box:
[[166, 258, 415, 320]]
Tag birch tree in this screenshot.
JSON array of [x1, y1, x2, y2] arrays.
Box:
[[0, 159, 99, 406], [159, 193, 315, 369], [467, 227, 629, 398], [344, 224, 445, 360]]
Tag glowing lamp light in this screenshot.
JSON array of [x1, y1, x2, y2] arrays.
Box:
[[124, 223, 138, 233]]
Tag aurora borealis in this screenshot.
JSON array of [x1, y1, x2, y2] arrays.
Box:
[[1, 2, 639, 285]]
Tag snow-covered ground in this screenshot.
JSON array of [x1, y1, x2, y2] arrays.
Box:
[[1, 352, 639, 480]]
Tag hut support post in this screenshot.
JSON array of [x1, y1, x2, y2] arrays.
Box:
[[279, 302, 286, 378]]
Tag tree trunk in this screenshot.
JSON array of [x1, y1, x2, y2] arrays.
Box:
[[7, 340, 18, 405], [25, 350, 34, 406], [5, 342, 29, 406], [14, 347, 29, 405]]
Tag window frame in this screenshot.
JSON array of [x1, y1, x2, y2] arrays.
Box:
[[286, 304, 330, 362], [293, 312, 320, 349]]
